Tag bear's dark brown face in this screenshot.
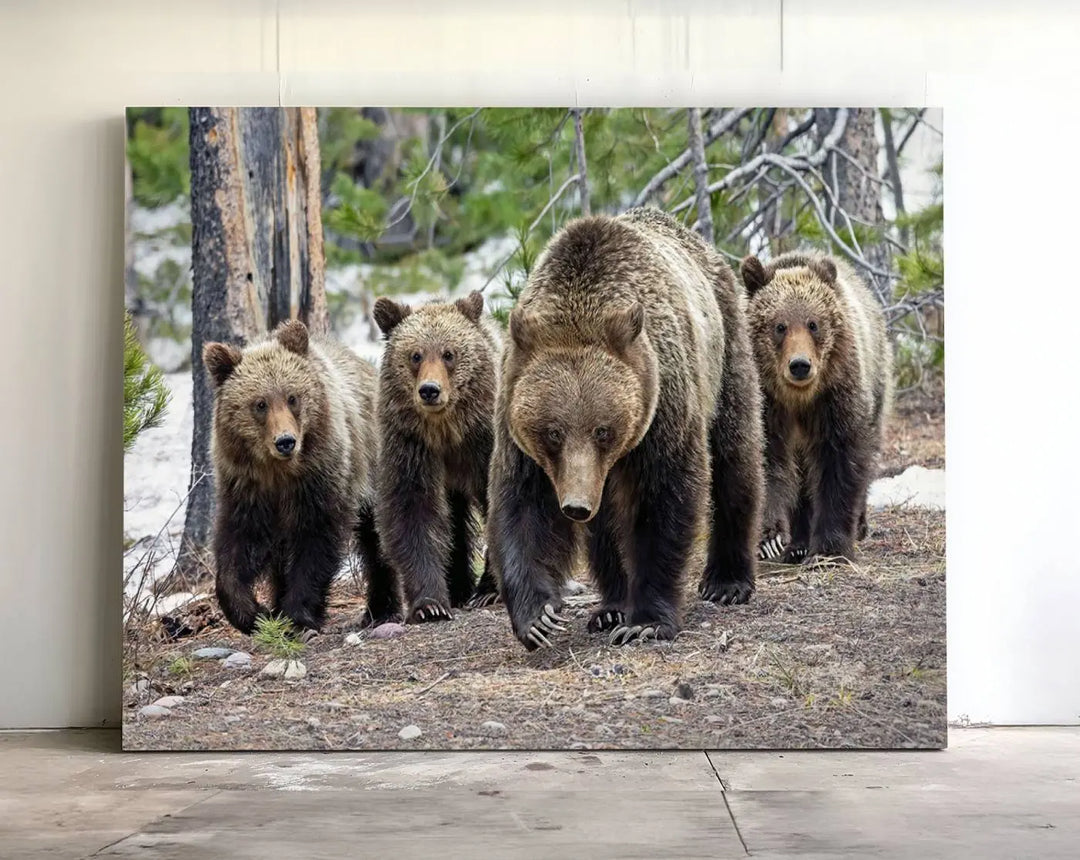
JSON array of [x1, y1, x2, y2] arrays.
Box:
[[203, 321, 320, 469], [374, 291, 488, 420], [743, 257, 840, 406], [507, 302, 654, 523]]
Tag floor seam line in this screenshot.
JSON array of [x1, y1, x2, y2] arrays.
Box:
[[705, 750, 749, 855], [87, 789, 224, 857]]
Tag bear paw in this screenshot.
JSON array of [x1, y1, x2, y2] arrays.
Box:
[[408, 598, 453, 624], [608, 620, 677, 646], [781, 543, 808, 564], [520, 603, 569, 651], [698, 578, 755, 605], [587, 608, 625, 633]]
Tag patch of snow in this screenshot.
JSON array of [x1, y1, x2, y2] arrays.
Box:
[[868, 466, 945, 512], [131, 200, 189, 235]]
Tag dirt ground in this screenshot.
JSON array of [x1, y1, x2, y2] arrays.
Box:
[[123, 385, 946, 752]]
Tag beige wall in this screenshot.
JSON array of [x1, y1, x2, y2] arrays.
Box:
[[0, 1, 1077, 727]]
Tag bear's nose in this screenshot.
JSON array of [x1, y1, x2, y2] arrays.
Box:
[[418, 381, 442, 404], [560, 501, 592, 522], [275, 434, 296, 455], [788, 357, 812, 380]]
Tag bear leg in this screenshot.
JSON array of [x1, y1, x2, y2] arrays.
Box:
[[700, 413, 762, 606], [278, 523, 347, 632], [806, 409, 870, 563], [212, 502, 272, 634], [610, 444, 700, 645], [779, 487, 812, 564], [488, 443, 576, 650], [586, 497, 627, 634], [354, 503, 401, 627], [447, 491, 480, 608]]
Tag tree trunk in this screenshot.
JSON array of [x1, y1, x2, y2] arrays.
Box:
[[815, 107, 891, 303], [881, 108, 907, 246], [687, 108, 714, 244], [572, 109, 590, 217], [163, 107, 328, 592]]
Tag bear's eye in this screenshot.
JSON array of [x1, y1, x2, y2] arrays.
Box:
[[807, 320, 818, 333], [255, 399, 267, 412], [287, 394, 298, 407], [594, 426, 612, 445], [775, 323, 787, 336], [546, 427, 563, 446], [442, 350, 455, 364], [410, 352, 422, 365]]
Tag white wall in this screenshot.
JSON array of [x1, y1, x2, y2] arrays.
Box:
[[0, 0, 1076, 728]]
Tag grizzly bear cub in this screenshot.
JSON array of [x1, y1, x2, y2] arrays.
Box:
[[742, 252, 892, 564], [203, 320, 399, 634], [488, 208, 764, 651], [372, 290, 501, 623]]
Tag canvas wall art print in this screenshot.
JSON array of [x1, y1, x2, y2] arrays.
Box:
[[122, 106, 945, 750]]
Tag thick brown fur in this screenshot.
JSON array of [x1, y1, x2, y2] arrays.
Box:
[[488, 207, 765, 651], [372, 291, 501, 623], [743, 251, 893, 564], [204, 320, 399, 634]]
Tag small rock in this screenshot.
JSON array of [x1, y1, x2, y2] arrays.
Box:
[[569, 742, 589, 750], [371, 622, 407, 640], [588, 664, 603, 677], [674, 682, 694, 700], [705, 715, 726, 724], [260, 659, 287, 679], [224, 715, 242, 724], [138, 704, 171, 719], [193, 647, 234, 660], [770, 697, 789, 707], [660, 715, 684, 724], [398, 724, 422, 740], [152, 695, 185, 709], [222, 651, 252, 669], [127, 678, 151, 697], [344, 632, 363, 646], [283, 660, 307, 680], [307, 717, 322, 730], [640, 689, 666, 699], [700, 620, 712, 628], [479, 720, 508, 737], [669, 695, 691, 706], [611, 664, 627, 675]]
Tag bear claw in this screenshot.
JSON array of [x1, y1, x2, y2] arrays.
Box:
[[758, 535, 786, 560], [698, 579, 754, 605], [609, 622, 675, 645], [466, 591, 501, 610], [587, 609, 625, 633], [523, 603, 568, 650], [409, 599, 453, 624]]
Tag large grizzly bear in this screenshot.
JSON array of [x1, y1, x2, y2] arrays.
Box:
[[203, 320, 399, 634], [742, 252, 892, 564], [372, 291, 501, 622], [488, 208, 764, 650]]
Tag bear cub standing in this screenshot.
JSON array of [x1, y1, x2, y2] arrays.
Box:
[[372, 290, 501, 622], [488, 208, 764, 651], [742, 252, 892, 564], [203, 320, 399, 634]]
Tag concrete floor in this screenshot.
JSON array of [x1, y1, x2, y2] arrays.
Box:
[[1, 728, 1077, 858]]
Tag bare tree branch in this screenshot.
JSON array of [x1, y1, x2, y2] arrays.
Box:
[[572, 109, 591, 216], [896, 108, 927, 156], [628, 108, 752, 208], [687, 107, 714, 243]]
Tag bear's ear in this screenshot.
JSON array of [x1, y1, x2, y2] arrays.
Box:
[[275, 319, 309, 355], [509, 306, 537, 353], [741, 255, 770, 296], [809, 258, 838, 286], [203, 342, 242, 388], [454, 290, 484, 324], [373, 297, 411, 337], [604, 302, 645, 354]]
